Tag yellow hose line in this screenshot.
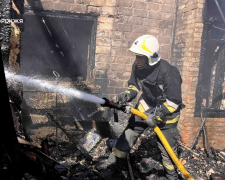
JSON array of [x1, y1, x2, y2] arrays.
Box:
[[130, 108, 195, 180], [130, 108, 148, 119], [153, 126, 194, 180]]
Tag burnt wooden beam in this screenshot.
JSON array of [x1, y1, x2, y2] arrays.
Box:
[[0, 8, 24, 179]]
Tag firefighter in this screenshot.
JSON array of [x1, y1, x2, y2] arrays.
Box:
[[99, 35, 184, 180]]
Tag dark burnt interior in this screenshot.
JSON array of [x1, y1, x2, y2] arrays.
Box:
[[195, 0, 225, 117]]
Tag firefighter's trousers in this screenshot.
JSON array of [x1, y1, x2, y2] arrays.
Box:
[[112, 114, 180, 180]]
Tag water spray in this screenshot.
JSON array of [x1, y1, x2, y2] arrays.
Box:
[[5, 70, 105, 105]]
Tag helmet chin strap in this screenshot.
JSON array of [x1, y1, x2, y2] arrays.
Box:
[[137, 56, 161, 69], [149, 56, 161, 66]]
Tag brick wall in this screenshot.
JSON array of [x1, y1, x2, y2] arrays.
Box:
[[97, 0, 177, 100], [170, 0, 225, 150], [24, 0, 177, 98], [96, 0, 177, 99], [171, 0, 206, 146]]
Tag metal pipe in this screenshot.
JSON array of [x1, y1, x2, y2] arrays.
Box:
[[170, 0, 179, 61], [215, 0, 225, 25], [53, 71, 60, 159], [127, 153, 134, 180]]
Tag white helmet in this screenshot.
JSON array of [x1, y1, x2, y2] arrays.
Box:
[[129, 35, 161, 66]]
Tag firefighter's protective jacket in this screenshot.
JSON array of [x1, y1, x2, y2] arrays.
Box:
[[127, 59, 183, 127]]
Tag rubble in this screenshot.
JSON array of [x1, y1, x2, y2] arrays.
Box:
[[2, 98, 225, 180], [15, 117, 225, 180]]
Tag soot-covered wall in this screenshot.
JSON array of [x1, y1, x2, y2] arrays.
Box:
[[21, 12, 94, 80]]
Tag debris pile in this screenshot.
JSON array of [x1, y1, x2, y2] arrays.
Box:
[[179, 145, 225, 180], [2, 83, 225, 180], [17, 117, 225, 180]]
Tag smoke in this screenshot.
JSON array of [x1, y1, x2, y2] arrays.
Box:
[[4, 70, 105, 105]]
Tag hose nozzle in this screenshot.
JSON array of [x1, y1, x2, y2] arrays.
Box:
[[101, 97, 126, 111], [101, 97, 113, 107]]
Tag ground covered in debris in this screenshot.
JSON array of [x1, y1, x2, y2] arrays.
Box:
[[3, 80, 225, 180], [24, 109, 225, 180]]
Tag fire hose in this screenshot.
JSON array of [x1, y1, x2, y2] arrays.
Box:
[[101, 98, 196, 180]]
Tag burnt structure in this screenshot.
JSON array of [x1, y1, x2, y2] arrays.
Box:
[[2, 0, 225, 179], [195, 0, 225, 118], [20, 11, 97, 80], [2, 0, 225, 164]]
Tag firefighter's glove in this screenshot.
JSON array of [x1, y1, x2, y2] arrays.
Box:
[[155, 107, 167, 122], [113, 89, 137, 104], [155, 102, 177, 121], [117, 92, 131, 103], [144, 113, 158, 128]]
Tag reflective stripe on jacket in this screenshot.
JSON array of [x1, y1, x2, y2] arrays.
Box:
[[128, 59, 183, 124]]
